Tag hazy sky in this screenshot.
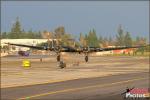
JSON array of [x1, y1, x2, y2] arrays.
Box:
[[1, 1, 149, 39]]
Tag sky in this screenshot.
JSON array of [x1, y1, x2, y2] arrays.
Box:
[[1, 1, 149, 39]]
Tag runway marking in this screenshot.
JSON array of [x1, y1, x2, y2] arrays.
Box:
[[17, 77, 147, 100]]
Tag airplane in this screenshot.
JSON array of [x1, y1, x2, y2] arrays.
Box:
[[5, 32, 147, 68], [5, 39, 146, 63]]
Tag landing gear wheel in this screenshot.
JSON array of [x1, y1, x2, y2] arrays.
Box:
[[57, 55, 60, 62], [85, 56, 88, 62]]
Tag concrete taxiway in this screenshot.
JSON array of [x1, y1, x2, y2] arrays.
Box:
[[1, 72, 149, 100]]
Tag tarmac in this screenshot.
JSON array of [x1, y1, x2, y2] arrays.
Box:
[[1, 55, 149, 88], [1, 72, 149, 100]]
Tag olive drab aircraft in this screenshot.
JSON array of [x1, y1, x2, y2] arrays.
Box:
[[5, 32, 146, 63]]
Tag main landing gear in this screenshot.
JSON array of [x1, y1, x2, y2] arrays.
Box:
[[57, 54, 60, 62], [56, 53, 66, 69], [84, 53, 89, 62], [85, 56, 88, 62]]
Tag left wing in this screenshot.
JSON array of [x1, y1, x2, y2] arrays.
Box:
[[5, 43, 76, 51], [5, 43, 46, 50]]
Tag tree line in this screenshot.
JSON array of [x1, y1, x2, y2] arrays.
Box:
[[1, 17, 42, 39], [79, 25, 147, 47], [1, 17, 147, 48]]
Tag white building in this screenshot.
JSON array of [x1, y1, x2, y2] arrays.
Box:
[[1, 39, 48, 51]]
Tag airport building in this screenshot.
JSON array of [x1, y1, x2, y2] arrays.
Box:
[[1, 39, 48, 52], [1, 39, 48, 46]]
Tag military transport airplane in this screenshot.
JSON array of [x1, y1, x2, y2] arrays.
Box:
[[5, 40, 145, 63]]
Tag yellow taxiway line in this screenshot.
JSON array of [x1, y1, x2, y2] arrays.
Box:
[[17, 77, 147, 100]]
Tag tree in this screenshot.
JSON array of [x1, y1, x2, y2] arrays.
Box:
[[36, 31, 42, 39], [135, 36, 147, 45], [10, 17, 22, 38], [116, 24, 125, 46], [103, 37, 109, 47], [133, 36, 147, 55], [1, 32, 7, 39], [27, 29, 37, 39], [54, 26, 65, 38], [61, 34, 72, 46], [124, 32, 132, 46], [21, 29, 27, 38], [92, 29, 99, 47], [108, 36, 114, 46], [79, 32, 85, 46], [87, 29, 99, 47], [84, 34, 88, 46], [99, 35, 103, 47]]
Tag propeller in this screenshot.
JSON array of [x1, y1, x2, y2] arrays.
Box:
[[42, 31, 60, 61], [42, 31, 51, 50], [79, 36, 89, 62]]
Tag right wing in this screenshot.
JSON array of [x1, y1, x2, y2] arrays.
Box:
[[59, 45, 146, 53], [89, 45, 145, 52]]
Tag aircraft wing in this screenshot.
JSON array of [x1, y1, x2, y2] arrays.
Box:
[[5, 43, 46, 50], [6, 42, 146, 53], [5, 43, 77, 51], [89, 45, 145, 52], [60, 45, 145, 52], [5, 42, 81, 51]]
